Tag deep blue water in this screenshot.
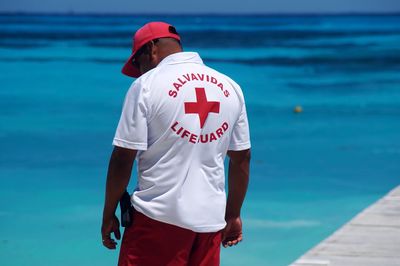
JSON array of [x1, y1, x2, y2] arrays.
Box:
[[0, 14, 399, 266]]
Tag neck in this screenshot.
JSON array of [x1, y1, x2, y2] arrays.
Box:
[[156, 38, 182, 62]]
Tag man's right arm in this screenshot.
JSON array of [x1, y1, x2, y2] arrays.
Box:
[[222, 148, 251, 247], [101, 146, 137, 249]]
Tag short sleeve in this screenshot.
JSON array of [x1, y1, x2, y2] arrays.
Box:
[[228, 102, 251, 151], [112, 81, 148, 150]]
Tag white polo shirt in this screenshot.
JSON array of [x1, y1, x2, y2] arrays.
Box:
[[113, 52, 250, 232]]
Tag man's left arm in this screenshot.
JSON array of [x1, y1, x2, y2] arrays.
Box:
[[222, 148, 250, 247], [101, 146, 137, 249]]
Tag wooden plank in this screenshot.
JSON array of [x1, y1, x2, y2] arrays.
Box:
[[290, 186, 400, 266]]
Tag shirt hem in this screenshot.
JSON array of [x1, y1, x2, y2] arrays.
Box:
[[133, 207, 226, 233]]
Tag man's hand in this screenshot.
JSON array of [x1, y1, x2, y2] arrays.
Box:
[[221, 216, 243, 248], [101, 215, 121, 249]]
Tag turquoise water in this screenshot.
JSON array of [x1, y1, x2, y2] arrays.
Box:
[[0, 14, 399, 266]]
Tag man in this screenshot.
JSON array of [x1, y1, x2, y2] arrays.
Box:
[[101, 21, 251, 266]]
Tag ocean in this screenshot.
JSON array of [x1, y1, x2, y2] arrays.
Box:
[[0, 13, 399, 266]]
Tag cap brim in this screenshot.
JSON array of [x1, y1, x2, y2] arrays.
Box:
[[121, 54, 141, 78]]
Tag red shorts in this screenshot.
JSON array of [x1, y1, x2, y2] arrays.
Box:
[[118, 210, 222, 266]]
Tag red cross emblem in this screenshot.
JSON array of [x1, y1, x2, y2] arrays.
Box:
[[184, 87, 220, 128]]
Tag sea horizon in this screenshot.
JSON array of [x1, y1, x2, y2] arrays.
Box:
[[1, 11, 400, 16]]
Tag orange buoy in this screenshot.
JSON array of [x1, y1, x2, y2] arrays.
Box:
[[294, 105, 303, 113]]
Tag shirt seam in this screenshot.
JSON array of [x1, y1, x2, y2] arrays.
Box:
[[113, 138, 147, 148], [229, 141, 251, 149]]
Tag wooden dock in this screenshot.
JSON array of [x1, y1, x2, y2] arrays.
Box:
[[290, 186, 400, 266]]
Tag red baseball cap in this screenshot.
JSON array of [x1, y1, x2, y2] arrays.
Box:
[[121, 21, 181, 78]]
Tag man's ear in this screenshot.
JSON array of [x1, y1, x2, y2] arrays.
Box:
[[149, 41, 158, 61], [149, 42, 158, 59]]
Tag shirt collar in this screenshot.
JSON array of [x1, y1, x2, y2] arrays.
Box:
[[157, 52, 203, 67]]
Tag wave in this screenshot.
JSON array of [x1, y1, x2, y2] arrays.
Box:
[[0, 41, 50, 48], [248, 103, 400, 116], [205, 54, 400, 73], [1, 52, 399, 65], [2, 13, 399, 50], [0, 211, 10, 217], [0, 40, 380, 50], [85, 41, 379, 50], [1, 53, 399, 74], [288, 79, 400, 90], [1, 13, 399, 26], [0, 56, 123, 63], [182, 29, 400, 48], [1, 29, 399, 43], [245, 218, 321, 228], [0, 30, 132, 40]]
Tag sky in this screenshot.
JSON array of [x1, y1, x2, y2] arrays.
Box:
[[1, 0, 400, 14]]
